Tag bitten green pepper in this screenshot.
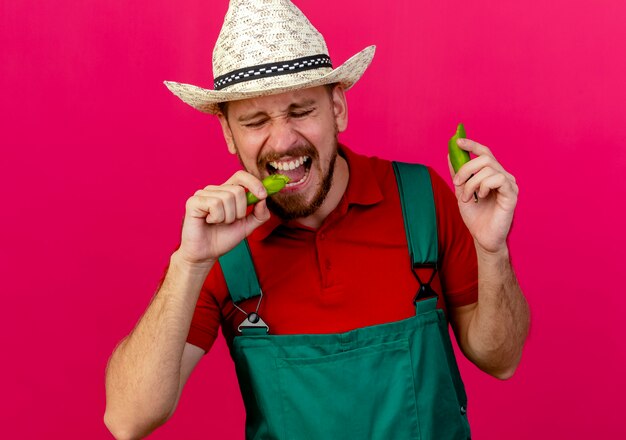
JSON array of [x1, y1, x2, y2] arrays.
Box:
[[448, 123, 470, 173], [246, 174, 290, 205]]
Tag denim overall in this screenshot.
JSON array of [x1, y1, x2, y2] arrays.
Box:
[[219, 163, 471, 439]]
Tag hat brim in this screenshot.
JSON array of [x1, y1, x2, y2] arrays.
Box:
[[164, 45, 375, 115]]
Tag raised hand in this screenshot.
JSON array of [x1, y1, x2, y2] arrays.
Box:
[[178, 170, 271, 266], [448, 138, 519, 254]]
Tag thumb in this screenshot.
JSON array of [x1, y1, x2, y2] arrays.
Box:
[[447, 154, 463, 199], [447, 154, 456, 179], [244, 199, 271, 236]]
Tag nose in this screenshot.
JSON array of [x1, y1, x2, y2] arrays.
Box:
[[267, 119, 300, 154]]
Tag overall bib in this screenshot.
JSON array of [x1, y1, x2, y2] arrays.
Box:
[[219, 163, 471, 439]]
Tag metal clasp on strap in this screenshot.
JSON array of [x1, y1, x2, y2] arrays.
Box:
[[412, 263, 439, 304], [237, 312, 270, 334], [234, 289, 269, 334]]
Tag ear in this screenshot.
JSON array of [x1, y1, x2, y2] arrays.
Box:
[[331, 85, 348, 133], [217, 112, 237, 154]]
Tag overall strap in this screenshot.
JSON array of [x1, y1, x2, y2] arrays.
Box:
[[391, 162, 439, 314], [221, 162, 440, 316], [219, 239, 261, 303]]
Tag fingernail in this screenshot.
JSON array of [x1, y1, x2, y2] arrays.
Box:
[[258, 187, 267, 197]]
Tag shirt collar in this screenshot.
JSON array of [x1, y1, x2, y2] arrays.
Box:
[[250, 144, 384, 241], [339, 144, 384, 208]]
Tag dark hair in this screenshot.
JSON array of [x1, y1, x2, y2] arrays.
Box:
[[217, 101, 229, 117], [217, 83, 338, 119]]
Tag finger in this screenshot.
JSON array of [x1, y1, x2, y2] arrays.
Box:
[[186, 195, 225, 224], [477, 173, 518, 207], [461, 167, 498, 202], [447, 154, 465, 198], [447, 154, 456, 178], [456, 138, 495, 159], [197, 186, 250, 223], [217, 184, 248, 220], [208, 189, 239, 224], [454, 139, 517, 187], [202, 184, 249, 219], [225, 170, 267, 201], [453, 155, 506, 187], [192, 190, 234, 223], [245, 199, 271, 236]]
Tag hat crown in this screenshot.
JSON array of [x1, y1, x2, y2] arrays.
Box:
[[213, 0, 329, 80]]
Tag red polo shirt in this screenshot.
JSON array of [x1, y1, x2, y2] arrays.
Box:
[[186, 146, 478, 352]]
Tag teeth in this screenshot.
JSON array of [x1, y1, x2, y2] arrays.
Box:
[[269, 156, 308, 171], [285, 168, 309, 187]]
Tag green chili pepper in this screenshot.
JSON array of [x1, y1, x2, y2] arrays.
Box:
[[448, 123, 478, 203], [448, 123, 470, 173], [246, 174, 290, 205]]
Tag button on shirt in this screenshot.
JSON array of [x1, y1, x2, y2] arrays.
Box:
[[186, 146, 478, 352]]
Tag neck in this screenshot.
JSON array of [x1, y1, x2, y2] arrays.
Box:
[[296, 154, 349, 229]]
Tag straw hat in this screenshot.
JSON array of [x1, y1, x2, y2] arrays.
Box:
[[164, 0, 375, 114]]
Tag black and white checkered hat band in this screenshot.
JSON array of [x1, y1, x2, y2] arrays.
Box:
[[213, 54, 332, 91]]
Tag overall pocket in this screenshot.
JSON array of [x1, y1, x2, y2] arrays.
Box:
[[276, 338, 421, 440]]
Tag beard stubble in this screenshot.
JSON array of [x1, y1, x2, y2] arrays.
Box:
[[235, 139, 339, 221]]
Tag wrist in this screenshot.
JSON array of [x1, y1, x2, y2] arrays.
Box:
[[170, 250, 215, 277], [474, 241, 510, 263]]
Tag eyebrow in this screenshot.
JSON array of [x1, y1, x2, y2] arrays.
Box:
[[237, 98, 317, 123]]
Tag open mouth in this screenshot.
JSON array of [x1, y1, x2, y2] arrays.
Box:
[[266, 156, 312, 188]]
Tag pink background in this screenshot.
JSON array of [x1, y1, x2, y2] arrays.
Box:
[[2, 0, 625, 438]]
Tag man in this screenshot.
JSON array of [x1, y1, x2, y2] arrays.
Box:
[[104, 0, 529, 439]]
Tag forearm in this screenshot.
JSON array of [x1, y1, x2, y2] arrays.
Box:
[[465, 245, 530, 379], [104, 251, 212, 438]]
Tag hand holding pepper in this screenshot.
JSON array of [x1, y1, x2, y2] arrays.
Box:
[[177, 171, 271, 268], [448, 135, 519, 255]]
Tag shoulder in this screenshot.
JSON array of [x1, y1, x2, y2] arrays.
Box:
[[339, 144, 400, 189]]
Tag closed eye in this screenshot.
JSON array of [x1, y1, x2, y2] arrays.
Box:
[[243, 119, 268, 128], [290, 109, 314, 119]]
